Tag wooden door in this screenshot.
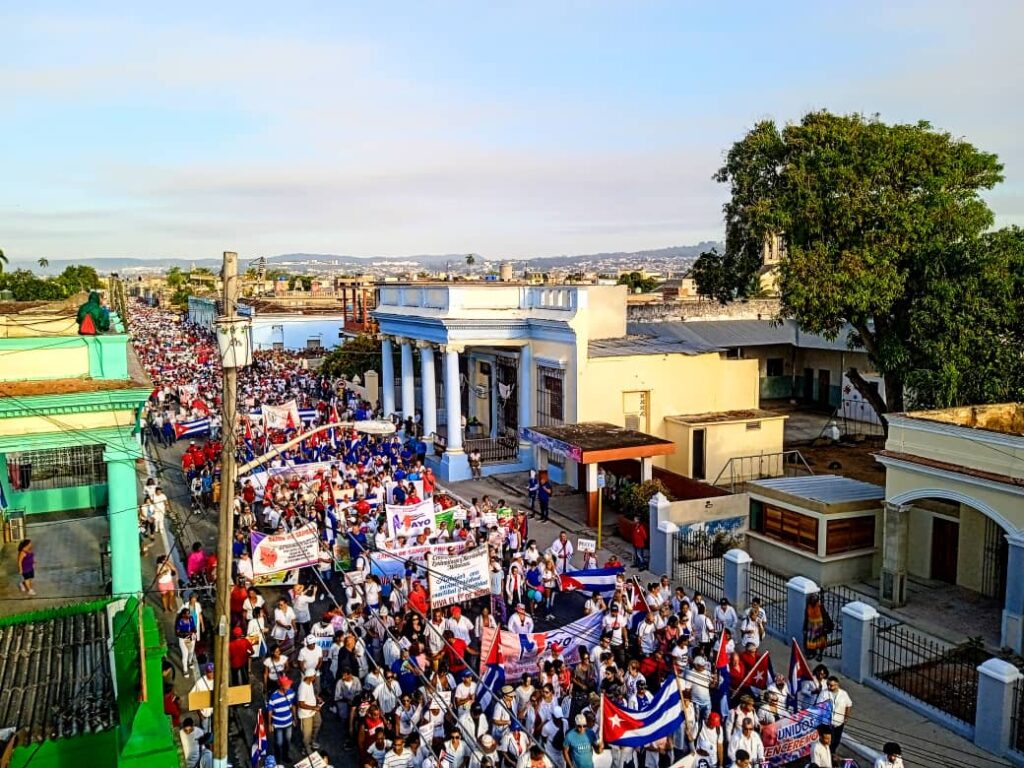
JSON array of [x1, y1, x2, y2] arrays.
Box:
[[692, 429, 706, 480], [931, 517, 960, 583], [803, 368, 814, 401]]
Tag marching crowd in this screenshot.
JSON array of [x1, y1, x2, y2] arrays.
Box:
[[127, 303, 901, 768]]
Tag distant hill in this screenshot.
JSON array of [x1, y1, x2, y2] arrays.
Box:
[[11, 242, 721, 275]]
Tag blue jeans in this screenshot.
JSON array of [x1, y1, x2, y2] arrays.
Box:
[[272, 724, 292, 759]]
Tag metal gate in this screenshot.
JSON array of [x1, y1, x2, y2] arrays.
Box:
[[672, 528, 726, 600], [748, 563, 788, 634]]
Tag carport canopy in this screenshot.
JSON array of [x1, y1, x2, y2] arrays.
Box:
[[521, 421, 675, 463]]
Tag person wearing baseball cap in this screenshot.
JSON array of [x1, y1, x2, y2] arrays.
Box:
[[694, 711, 724, 766], [563, 712, 602, 768]]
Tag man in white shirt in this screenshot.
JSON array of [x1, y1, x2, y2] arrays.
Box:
[[727, 718, 765, 765], [507, 603, 534, 635], [636, 612, 659, 656], [809, 726, 833, 768], [179, 718, 212, 768], [296, 672, 323, 752], [548, 532, 574, 575], [374, 669, 403, 716], [189, 663, 215, 730], [297, 635, 323, 688], [816, 676, 853, 752]]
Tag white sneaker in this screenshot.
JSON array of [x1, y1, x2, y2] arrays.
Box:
[[28, 589, 36, 596], [18, 582, 26, 592]]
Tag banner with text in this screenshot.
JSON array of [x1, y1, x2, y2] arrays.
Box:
[[251, 523, 321, 576], [368, 541, 469, 579], [762, 701, 833, 766], [429, 547, 491, 608], [480, 611, 604, 680]]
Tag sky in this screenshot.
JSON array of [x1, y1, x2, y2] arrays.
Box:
[[2, 2, 1023, 262]]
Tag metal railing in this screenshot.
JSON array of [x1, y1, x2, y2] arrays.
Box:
[[672, 528, 734, 600], [870, 622, 990, 726], [712, 450, 813, 492], [748, 563, 788, 633], [464, 434, 520, 464]]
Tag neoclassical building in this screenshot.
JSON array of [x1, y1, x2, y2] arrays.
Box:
[[371, 282, 786, 522]]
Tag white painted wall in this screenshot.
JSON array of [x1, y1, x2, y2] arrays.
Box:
[[250, 316, 345, 351]]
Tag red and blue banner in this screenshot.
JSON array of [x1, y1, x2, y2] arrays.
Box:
[[762, 700, 833, 765]]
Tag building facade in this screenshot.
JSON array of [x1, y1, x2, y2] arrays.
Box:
[[371, 283, 785, 494]]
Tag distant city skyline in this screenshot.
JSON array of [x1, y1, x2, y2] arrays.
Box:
[[2, 2, 1022, 260]]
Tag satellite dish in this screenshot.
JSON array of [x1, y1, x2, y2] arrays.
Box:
[[353, 420, 396, 435]]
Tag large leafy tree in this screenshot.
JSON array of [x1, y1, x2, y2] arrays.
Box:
[[319, 333, 383, 381], [617, 271, 659, 294], [697, 111, 1018, 419], [0, 249, 8, 274]]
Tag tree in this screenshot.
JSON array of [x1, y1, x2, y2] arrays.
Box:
[[617, 271, 658, 294], [166, 267, 186, 289], [319, 333, 383, 381], [0, 249, 6, 274], [56, 264, 101, 295], [37, 258, 49, 269], [705, 111, 1009, 420], [465, 254, 476, 268]]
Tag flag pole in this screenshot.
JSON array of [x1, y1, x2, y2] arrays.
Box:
[[598, 693, 604, 747]]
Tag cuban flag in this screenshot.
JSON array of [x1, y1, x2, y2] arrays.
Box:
[[736, 651, 776, 694], [298, 408, 317, 424], [712, 628, 732, 718], [251, 708, 267, 767], [601, 674, 684, 747], [480, 612, 604, 666], [476, 661, 507, 718], [787, 637, 815, 709], [173, 417, 211, 440], [559, 566, 624, 595]]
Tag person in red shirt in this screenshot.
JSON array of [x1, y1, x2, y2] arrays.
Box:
[[163, 682, 182, 726], [229, 579, 249, 627], [604, 553, 624, 569], [407, 581, 429, 616], [228, 626, 254, 686], [442, 629, 476, 677], [182, 451, 194, 473], [631, 518, 649, 569], [242, 480, 257, 507]]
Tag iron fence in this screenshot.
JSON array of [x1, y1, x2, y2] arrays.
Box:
[[747, 563, 788, 633], [870, 621, 990, 726], [464, 434, 520, 464], [672, 528, 734, 600], [1014, 677, 1024, 755]]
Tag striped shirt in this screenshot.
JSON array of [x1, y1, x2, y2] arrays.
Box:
[[267, 690, 295, 728]]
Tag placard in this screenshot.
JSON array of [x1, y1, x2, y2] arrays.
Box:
[[577, 538, 597, 553], [452, 508, 468, 522], [429, 547, 491, 608], [482, 512, 498, 527], [250, 523, 320, 576]]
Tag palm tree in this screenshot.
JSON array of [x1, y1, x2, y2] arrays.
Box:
[[465, 253, 476, 268], [0, 249, 7, 274], [38, 257, 49, 269]]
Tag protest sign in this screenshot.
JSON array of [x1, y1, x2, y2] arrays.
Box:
[[251, 569, 300, 587], [369, 541, 469, 579], [429, 547, 491, 608], [761, 701, 833, 766], [251, 523, 320, 576], [453, 508, 467, 522], [385, 498, 438, 538], [480, 611, 605, 679], [482, 512, 498, 527], [577, 538, 597, 552], [262, 400, 301, 430]]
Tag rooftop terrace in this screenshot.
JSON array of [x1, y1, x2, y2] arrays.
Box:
[[903, 403, 1024, 437]]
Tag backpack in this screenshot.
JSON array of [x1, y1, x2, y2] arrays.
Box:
[[80, 313, 97, 335]]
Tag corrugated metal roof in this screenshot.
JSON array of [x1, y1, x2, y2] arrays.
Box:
[[588, 334, 717, 358], [628, 319, 862, 352], [748, 474, 885, 504]]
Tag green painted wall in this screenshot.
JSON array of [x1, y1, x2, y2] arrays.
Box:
[[759, 375, 794, 400], [10, 727, 118, 768]]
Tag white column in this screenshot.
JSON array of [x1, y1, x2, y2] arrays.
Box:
[[640, 456, 653, 481], [419, 343, 437, 438], [1002, 535, 1024, 653], [724, 549, 752, 611], [380, 336, 395, 417], [400, 338, 415, 421], [443, 345, 463, 452], [518, 343, 532, 440]]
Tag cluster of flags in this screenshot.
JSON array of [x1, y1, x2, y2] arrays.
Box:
[[600, 633, 819, 748]]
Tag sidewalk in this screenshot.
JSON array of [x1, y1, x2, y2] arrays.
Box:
[[447, 472, 1011, 768]]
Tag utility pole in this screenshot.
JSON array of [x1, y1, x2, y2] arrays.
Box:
[[212, 251, 239, 768]]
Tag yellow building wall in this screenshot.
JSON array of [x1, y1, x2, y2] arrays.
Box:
[[0, 410, 137, 439], [886, 422, 1024, 483], [581, 286, 627, 340], [2, 345, 90, 381], [703, 418, 787, 483], [664, 420, 691, 476], [0, 316, 79, 337], [957, 504, 987, 593]]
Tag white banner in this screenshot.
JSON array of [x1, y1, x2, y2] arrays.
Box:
[[386, 498, 437, 539], [248, 460, 340, 492], [262, 400, 301, 430], [251, 523, 321, 576], [368, 541, 469, 578], [429, 547, 491, 608]]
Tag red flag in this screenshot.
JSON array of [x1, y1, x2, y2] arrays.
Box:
[[713, 628, 731, 670], [330, 404, 340, 424], [736, 651, 775, 691], [286, 410, 296, 430]]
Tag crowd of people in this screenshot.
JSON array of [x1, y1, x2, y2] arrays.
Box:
[[126, 302, 899, 768]]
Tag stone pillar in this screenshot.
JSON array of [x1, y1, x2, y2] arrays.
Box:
[[649, 493, 675, 577], [380, 336, 396, 417], [880, 502, 909, 607], [363, 370, 380, 406], [974, 658, 1022, 756], [724, 549, 752, 611], [105, 446, 142, 595], [786, 576, 819, 645], [1002, 535, 1024, 653], [840, 601, 878, 683], [419, 343, 437, 439], [640, 457, 653, 482], [400, 338, 415, 421], [443, 346, 463, 453], [518, 344, 532, 444]]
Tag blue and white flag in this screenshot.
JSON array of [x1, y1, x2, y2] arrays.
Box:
[[558, 566, 624, 595], [602, 674, 683, 747], [174, 417, 211, 439]]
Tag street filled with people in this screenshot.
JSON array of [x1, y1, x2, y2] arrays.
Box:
[[127, 302, 894, 768]]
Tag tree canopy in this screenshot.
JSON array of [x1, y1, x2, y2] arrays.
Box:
[[319, 333, 383, 381], [693, 111, 1023, 417], [0, 264, 102, 301], [617, 271, 659, 294]]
